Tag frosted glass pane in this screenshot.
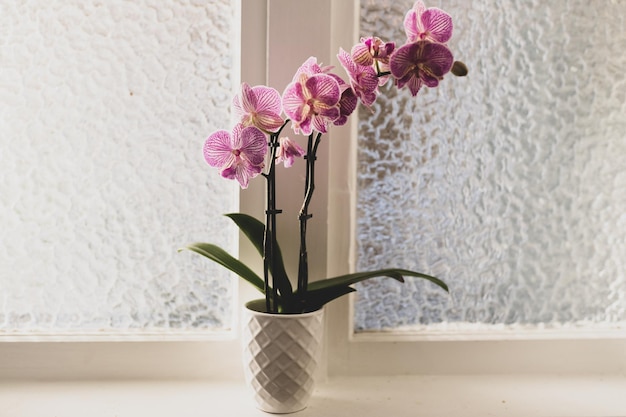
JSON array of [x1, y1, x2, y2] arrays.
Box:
[[0, 0, 238, 332], [355, 0, 626, 331]]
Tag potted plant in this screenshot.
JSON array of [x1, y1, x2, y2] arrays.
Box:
[[182, 1, 467, 413]]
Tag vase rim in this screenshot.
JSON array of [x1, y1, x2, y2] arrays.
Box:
[[244, 299, 324, 317]]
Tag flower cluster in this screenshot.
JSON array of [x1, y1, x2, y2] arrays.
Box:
[[187, 1, 464, 315], [203, 1, 464, 189]]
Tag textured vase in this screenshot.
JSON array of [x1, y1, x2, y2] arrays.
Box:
[[241, 299, 325, 414]]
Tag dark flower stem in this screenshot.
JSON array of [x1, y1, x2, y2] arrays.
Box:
[[297, 132, 322, 304], [262, 120, 290, 313], [263, 137, 279, 313]]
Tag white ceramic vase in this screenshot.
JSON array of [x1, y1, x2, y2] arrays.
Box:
[[241, 299, 325, 414]]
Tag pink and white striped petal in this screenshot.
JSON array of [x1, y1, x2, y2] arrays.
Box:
[[203, 130, 235, 168]]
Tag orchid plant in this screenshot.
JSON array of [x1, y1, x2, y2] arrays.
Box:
[[183, 1, 467, 314]]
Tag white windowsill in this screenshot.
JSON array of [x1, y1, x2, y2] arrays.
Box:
[[4, 375, 626, 417]]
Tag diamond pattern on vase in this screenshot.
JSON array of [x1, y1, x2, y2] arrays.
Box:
[[242, 304, 324, 414]]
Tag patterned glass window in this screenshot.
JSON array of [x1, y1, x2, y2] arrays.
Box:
[[354, 0, 626, 331], [0, 0, 238, 332]]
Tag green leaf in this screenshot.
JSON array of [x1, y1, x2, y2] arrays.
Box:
[[225, 213, 292, 297], [276, 285, 356, 314], [302, 285, 356, 312], [180, 243, 265, 294], [307, 268, 449, 293]]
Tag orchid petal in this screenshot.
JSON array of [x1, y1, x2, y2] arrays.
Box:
[[312, 115, 330, 134], [229, 123, 244, 149], [293, 56, 333, 80], [314, 102, 340, 119], [238, 82, 256, 113], [389, 43, 417, 79], [282, 82, 307, 122], [421, 8, 453, 43], [338, 48, 357, 73], [306, 74, 340, 106], [328, 73, 348, 90], [351, 43, 373, 66], [254, 110, 285, 133], [406, 75, 424, 96], [421, 42, 454, 75], [294, 57, 319, 80], [403, 1, 425, 42], [298, 116, 313, 136], [203, 130, 234, 168], [384, 42, 396, 57], [357, 70, 379, 106], [239, 126, 268, 166], [335, 90, 357, 126], [221, 160, 262, 189], [251, 85, 282, 115]]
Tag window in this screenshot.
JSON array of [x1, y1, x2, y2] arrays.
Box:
[[322, 0, 626, 377], [0, 0, 238, 334], [0, 0, 253, 380], [2, 0, 625, 381], [353, 0, 626, 332]]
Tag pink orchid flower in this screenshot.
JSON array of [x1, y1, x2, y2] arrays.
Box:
[[337, 48, 379, 107], [232, 82, 284, 133], [289, 57, 354, 127], [276, 137, 306, 168], [351, 37, 395, 86], [282, 67, 341, 135], [203, 123, 268, 189], [389, 40, 454, 96], [403, 0, 453, 44]]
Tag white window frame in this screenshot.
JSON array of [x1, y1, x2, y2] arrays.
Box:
[[0, 0, 259, 381], [2, 0, 625, 381]]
